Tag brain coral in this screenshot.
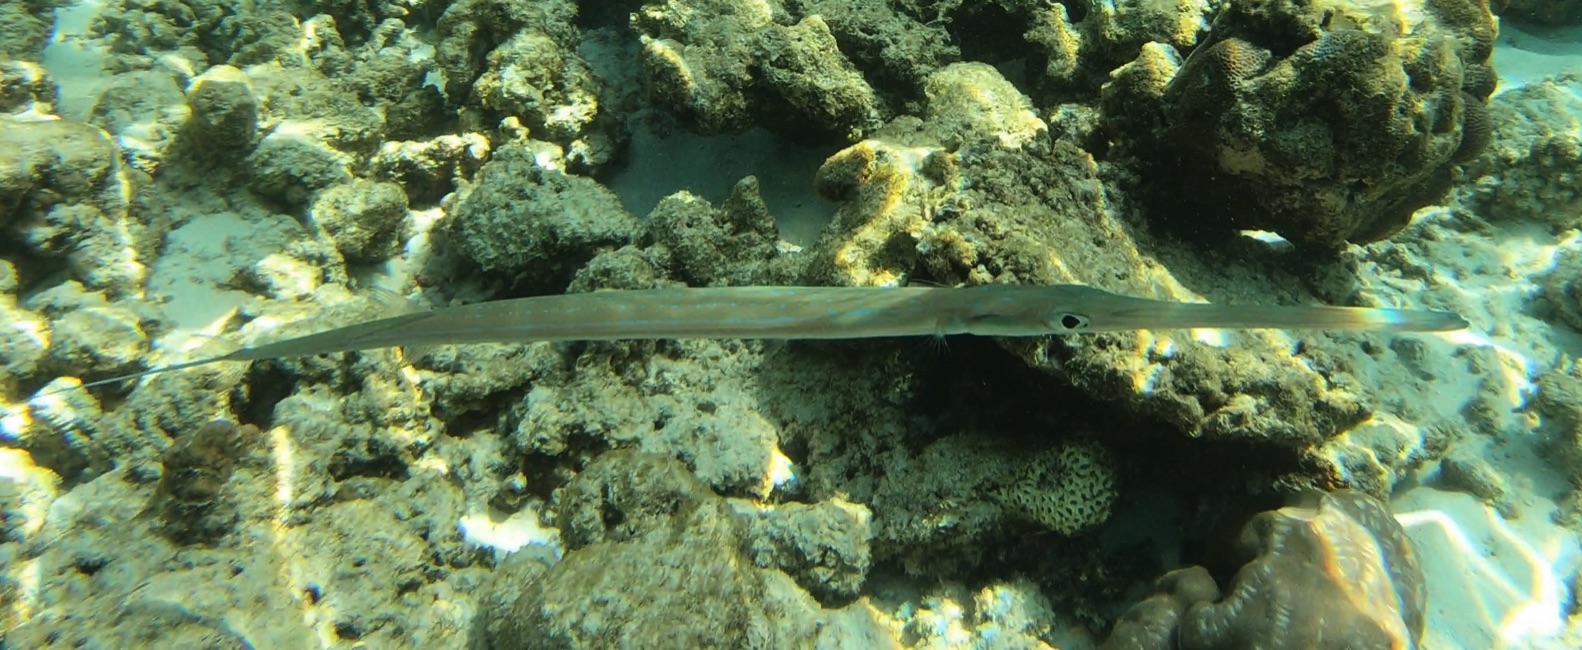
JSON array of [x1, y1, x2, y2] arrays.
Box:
[[1184, 490, 1425, 648], [996, 440, 1118, 536], [1106, 490, 1426, 649], [1107, 0, 1497, 250]]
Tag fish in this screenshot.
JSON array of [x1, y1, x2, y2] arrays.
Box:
[[35, 284, 1468, 395]]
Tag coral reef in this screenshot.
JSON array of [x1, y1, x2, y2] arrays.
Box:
[[436, 0, 618, 170], [643, 176, 798, 287], [445, 143, 638, 292], [0, 59, 57, 114], [1, 116, 145, 296], [1534, 241, 1582, 334], [12, 376, 107, 482], [87, 68, 192, 172], [633, 0, 885, 141], [923, 61, 1048, 150], [310, 180, 411, 264], [483, 451, 882, 647], [504, 333, 786, 496], [1533, 362, 1582, 526], [179, 65, 260, 163], [0, 261, 47, 396], [892, 578, 1068, 648], [28, 282, 150, 383], [1024, 0, 1216, 97], [0, 0, 70, 60], [744, 497, 874, 603], [848, 432, 1119, 573], [866, 434, 1027, 575], [1105, 491, 1426, 649], [1437, 448, 1516, 518], [1104, 0, 1497, 250], [810, 61, 1387, 461], [1464, 81, 1582, 231], [789, 0, 957, 102], [0, 0, 1561, 646], [367, 134, 491, 206]]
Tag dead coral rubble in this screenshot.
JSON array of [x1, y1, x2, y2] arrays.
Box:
[[633, 0, 886, 141], [483, 451, 881, 648]]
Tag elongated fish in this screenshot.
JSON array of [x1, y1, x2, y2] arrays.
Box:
[[40, 285, 1467, 394]]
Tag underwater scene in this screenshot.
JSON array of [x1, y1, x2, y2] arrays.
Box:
[[2, 0, 1581, 647]]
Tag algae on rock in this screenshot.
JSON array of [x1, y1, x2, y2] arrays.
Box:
[[484, 451, 887, 648]]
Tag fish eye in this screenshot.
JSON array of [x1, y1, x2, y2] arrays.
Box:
[[1055, 313, 1089, 332]]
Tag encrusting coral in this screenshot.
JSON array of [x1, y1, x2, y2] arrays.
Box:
[[995, 440, 1118, 537]]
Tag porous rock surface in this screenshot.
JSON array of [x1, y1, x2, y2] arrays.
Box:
[[483, 451, 879, 648], [1102, 0, 1497, 250]]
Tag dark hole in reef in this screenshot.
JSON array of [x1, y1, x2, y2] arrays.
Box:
[[233, 362, 296, 428], [333, 619, 363, 640], [432, 405, 491, 438], [945, 1, 1031, 65], [328, 440, 413, 482], [1057, 0, 1089, 22], [577, 0, 647, 30], [72, 555, 107, 576], [600, 492, 627, 530], [514, 428, 611, 503]]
